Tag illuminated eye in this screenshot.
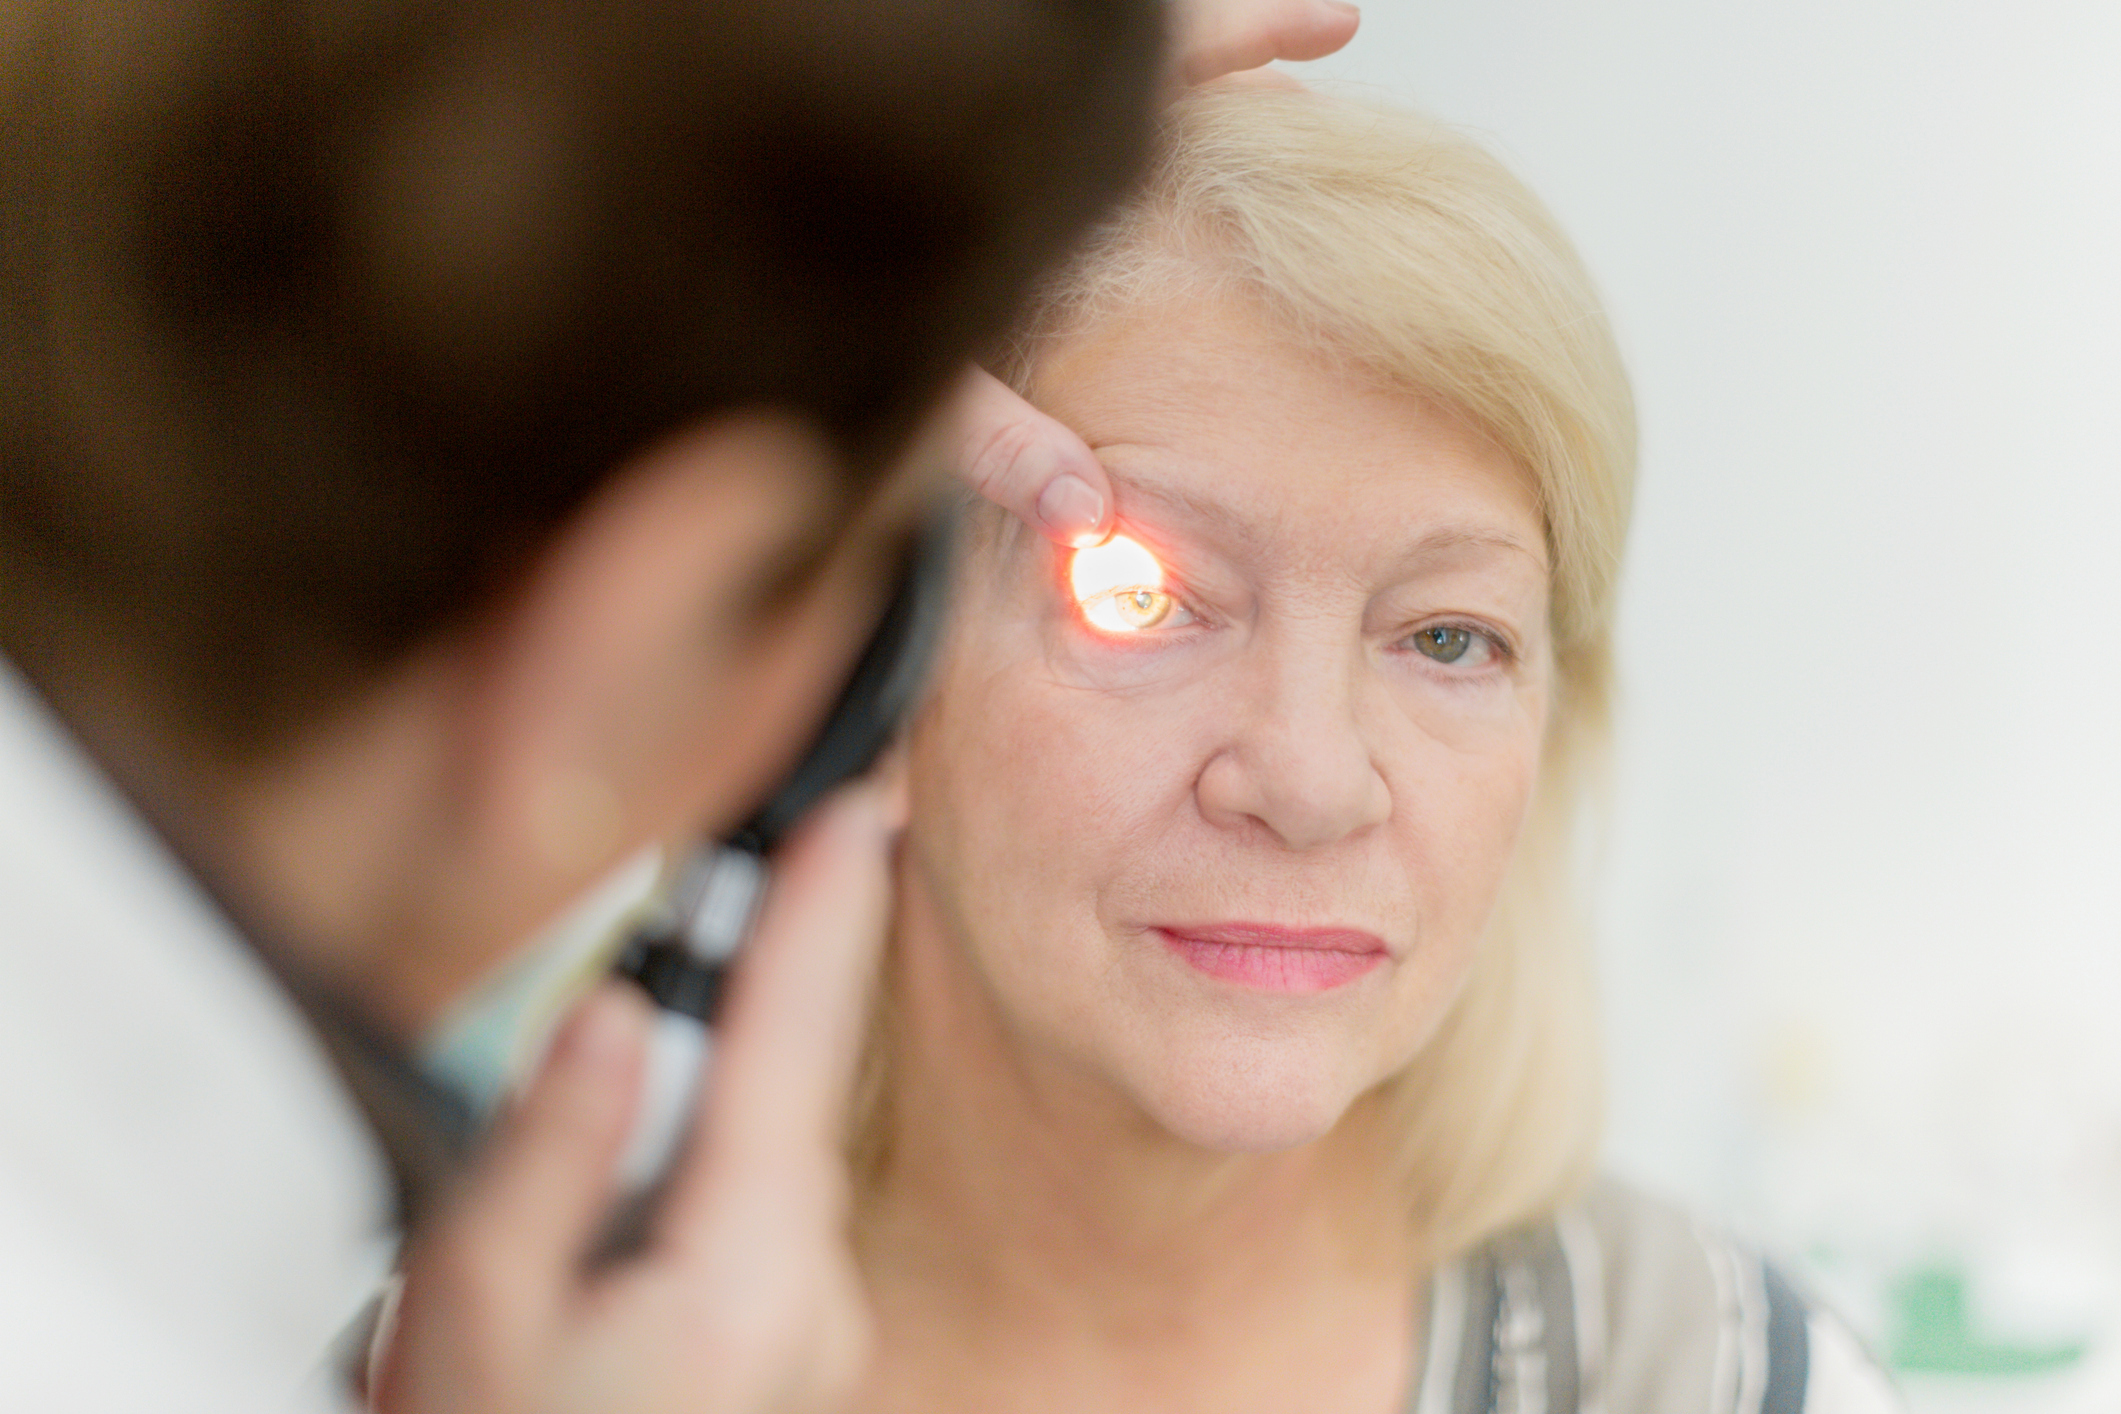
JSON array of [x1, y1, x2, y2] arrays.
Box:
[[1069, 534, 1177, 635], [1086, 586, 1175, 631]]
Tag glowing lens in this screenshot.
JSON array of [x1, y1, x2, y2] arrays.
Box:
[[1069, 534, 1174, 633]]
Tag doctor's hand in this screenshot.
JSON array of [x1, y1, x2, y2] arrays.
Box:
[[371, 781, 892, 1414], [1169, 0, 1360, 86], [951, 0, 1357, 548]]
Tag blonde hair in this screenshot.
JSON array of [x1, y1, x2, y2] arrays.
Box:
[[994, 87, 1638, 1261]]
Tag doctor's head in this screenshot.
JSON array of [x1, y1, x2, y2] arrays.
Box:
[[0, 0, 1160, 1022], [884, 88, 1636, 1259]]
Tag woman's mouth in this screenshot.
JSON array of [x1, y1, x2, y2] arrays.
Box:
[[1154, 923, 1387, 993]]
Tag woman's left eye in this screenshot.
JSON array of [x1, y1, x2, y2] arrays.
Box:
[[1405, 624, 1500, 667]]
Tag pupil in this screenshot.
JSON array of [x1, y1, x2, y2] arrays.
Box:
[[1423, 627, 1469, 662], [1114, 588, 1169, 629]]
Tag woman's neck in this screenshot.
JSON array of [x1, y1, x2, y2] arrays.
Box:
[[853, 902, 1423, 1414]]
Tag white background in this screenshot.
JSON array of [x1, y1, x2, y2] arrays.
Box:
[[1297, 2, 2121, 1407]]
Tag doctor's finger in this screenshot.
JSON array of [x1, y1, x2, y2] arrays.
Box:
[[655, 778, 893, 1247], [450, 986, 649, 1304], [374, 986, 650, 1411], [947, 365, 1113, 548], [1172, 0, 1360, 86]]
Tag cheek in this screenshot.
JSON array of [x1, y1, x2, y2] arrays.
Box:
[[1387, 646, 1550, 857], [1329, 740, 1538, 1093], [1391, 709, 1545, 983], [908, 636, 1203, 917], [902, 624, 1237, 1054], [1421, 723, 1541, 864]]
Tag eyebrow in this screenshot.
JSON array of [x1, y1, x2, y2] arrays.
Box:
[[1107, 470, 1260, 548], [1105, 463, 1549, 571], [1398, 525, 1549, 568]]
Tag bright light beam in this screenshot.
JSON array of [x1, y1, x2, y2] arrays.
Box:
[[1069, 534, 1174, 632]]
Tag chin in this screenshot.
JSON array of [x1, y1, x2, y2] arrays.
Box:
[[1127, 1035, 1371, 1154]]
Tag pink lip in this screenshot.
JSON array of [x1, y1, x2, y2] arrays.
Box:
[[1154, 923, 1387, 993]]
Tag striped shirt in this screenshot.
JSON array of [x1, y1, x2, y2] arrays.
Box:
[[1408, 1180, 1902, 1414]]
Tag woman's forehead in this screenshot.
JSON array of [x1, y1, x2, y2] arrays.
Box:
[[1112, 448, 1535, 542], [1031, 294, 1545, 577], [1026, 328, 1544, 593]]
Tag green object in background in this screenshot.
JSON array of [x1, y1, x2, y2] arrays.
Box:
[[1891, 1265, 2086, 1376]]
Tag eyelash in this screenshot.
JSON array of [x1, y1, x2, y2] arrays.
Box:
[[1075, 583, 1205, 638], [1066, 548, 1516, 671], [1079, 595, 1512, 670], [1397, 619, 1515, 672]]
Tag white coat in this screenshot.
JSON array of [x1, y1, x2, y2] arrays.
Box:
[[0, 664, 393, 1412]]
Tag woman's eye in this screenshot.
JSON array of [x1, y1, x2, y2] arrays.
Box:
[[1069, 533, 1189, 635], [1407, 624, 1496, 666], [1082, 587, 1179, 632]]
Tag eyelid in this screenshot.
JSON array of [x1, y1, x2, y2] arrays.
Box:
[[1069, 533, 1164, 598], [1079, 585, 1188, 633], [1402, 616, 1516, 663], [1067, 532, 1204, 636]]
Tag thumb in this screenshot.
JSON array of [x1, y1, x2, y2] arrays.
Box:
[[470, 984, 652, 1277], [946, 365, 1114, 548]]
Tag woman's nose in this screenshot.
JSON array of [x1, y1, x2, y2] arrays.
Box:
[[1194, 640, 1392, 851]]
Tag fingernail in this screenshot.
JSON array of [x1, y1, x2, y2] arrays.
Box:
[[1037, 473, 1106, 545], [1324, 0, 1360, 19]]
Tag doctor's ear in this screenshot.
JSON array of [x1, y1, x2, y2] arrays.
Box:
[[452, 413, 888, 941]]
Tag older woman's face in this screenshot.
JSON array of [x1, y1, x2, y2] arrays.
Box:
[[901, 291, 1551, 1152]]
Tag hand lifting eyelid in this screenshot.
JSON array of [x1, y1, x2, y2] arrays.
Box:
[[1069, 533, 1175, 632]]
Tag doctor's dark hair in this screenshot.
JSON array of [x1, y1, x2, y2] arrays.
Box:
[[0, 0, 1161, 755]]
